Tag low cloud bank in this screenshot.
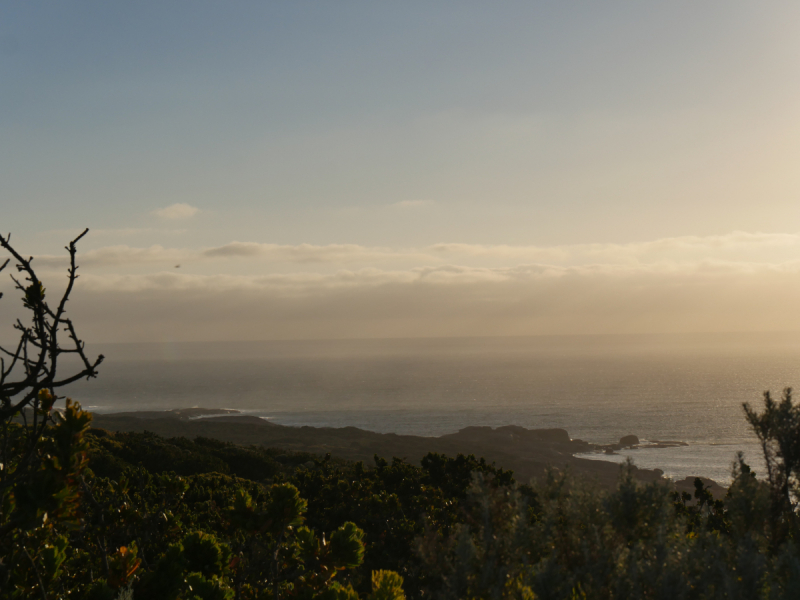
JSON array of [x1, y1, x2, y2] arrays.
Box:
[[0, 260, 792, 342], [29, 231, 800, 270], [6, 231, 800, 342]]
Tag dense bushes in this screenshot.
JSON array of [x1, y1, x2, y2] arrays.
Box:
[[286, 452, 516, 594], [86, 430, 329, 481], [411, 391, 800, 600], [6, 390, 800, 598], [417, 460, 793, 599], [2, 401, 518, 599], [2, 406, 409, 599], [84, 427, 516, 597]]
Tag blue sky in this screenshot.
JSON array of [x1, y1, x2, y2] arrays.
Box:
[[2, 2, 800, 341]]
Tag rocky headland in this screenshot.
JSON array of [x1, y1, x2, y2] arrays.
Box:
[[91, 408, 725, 498]]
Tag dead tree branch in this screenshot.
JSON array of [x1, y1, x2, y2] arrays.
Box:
[[0, 229, 103, 495]]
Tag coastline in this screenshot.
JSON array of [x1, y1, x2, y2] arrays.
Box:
[[91, 407, 727, 498]]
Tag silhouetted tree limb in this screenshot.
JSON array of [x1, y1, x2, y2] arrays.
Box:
[[0, 229, 103, 501], [743, 387, 800, 545]]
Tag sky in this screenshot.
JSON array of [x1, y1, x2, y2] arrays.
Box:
[[2, 1, 800, 342]]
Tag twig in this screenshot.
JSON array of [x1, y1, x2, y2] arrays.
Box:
[[23, 546, 48, 600]]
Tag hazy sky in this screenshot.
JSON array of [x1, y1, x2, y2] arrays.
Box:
[[3, 2, 800, 342]]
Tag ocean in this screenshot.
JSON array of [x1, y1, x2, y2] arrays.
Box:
[[62, 333, 800, 484]]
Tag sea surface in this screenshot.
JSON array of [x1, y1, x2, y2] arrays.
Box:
[[61, 333, 800, 484]]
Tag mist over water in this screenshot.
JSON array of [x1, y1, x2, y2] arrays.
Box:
[[65, 333, 800, 483]]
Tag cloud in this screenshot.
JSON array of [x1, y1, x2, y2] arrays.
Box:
[[25, 231, 800, 272], [153, 203, 199, 220], [64, 259, 800, 297], [31, 245, 192, 269], [202, 242, 399, 263], [429, 232, 800, 265], [31, 242, 421, 269], [18, 259, 800, 343], [9, 236, 800, 342], [390, 200, 429, 209]]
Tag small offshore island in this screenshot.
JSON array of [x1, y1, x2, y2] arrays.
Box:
[[91, 407, 725, 499]]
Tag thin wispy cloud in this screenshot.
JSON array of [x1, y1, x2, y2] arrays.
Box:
[[32, 245, 192, 269], [153, 203, 200, 220], [202, 242, 406, 263], [28, 231, 800, 271], [68, 260, 800, 295]]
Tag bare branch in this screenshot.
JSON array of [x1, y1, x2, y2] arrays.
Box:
[[0, 229, 102, 504]]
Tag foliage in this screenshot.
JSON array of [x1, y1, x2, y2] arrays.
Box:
[[4, 412, 408, 599], [8, 394, 800, 600], [0, 397, 94, 597], [0, 231, 103, 594], [744, 387, 800, 545], [417, 462, 788, 600], [413, 391, 800, 599], [286, 452, 516, 594], [5, 231, 800, 599], [0, 233, 406, 599], [0, 231, 103, 537], [87, 424, 519, 596], [86, 429, 328, 482]]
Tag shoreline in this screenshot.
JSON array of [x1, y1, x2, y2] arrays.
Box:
[[90, 407, 727, 498]]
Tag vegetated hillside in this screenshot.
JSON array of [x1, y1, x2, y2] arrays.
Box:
[[86, 427, 337, 481], [82, 425, 517, 599], [6, 395, 800, 599], [91, 408, 702, 493], [83, 407, 796, 600]]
